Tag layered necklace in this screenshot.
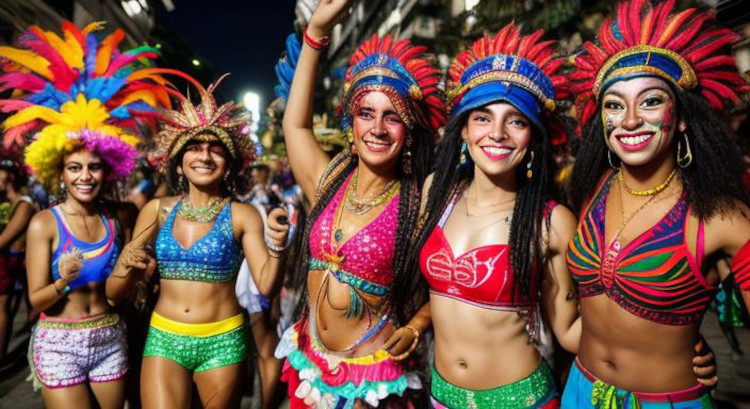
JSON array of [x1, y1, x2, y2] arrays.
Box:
[[344, 173, 400, 216], [178, 196, 225, 223]]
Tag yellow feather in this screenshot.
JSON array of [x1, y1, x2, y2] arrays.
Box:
[[0, 47, 53, 79], [120, 90, 157, 107], [38, 29, 79, 69], [3, 106, 62, 129]]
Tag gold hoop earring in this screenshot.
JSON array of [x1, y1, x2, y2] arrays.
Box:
[[677, 132, 693, 168], [607, 150, 619, 169]]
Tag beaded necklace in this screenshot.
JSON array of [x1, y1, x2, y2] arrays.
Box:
[[178, 196, 225, 223], [344, 173, 400, 215], [617, 168, 677, 197]]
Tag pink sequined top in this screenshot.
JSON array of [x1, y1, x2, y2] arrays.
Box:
[[308, 171, 399, 293]]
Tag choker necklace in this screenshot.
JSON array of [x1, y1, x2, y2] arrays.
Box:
[[344, 173, 400, 215], [178, 196, 225, 222], [618, 168, 677, 197]]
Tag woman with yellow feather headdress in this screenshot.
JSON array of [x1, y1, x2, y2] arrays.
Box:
[[105, 71, 290, 408], [0, 21, 172, 407]]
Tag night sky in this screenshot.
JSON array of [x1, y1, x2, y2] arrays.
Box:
[[156, 1, 297, 110]]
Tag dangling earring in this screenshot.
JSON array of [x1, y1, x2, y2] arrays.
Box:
[[459, 141, 468, 167], [178, 173, 187, 193], [526, 150, 534, 180], [347, 128, 357, 156], [607, 150, 619, 169], [402, 136, 413, 175], [223, 172, 232, 193], [59, 180, 67, 201], [677, 132, 693, 168]]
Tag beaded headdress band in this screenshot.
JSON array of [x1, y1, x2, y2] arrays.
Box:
[[447, 24, 567, 129], [152, 72, 253, 171], [0, 22, 172, 191], [340, 34, 446, 136], [570, 0, 749, 126]]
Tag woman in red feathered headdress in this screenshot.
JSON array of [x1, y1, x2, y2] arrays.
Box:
[[277, 0, 446, 406], [407, 23, 578, 409], [565, 0, 750, 407]]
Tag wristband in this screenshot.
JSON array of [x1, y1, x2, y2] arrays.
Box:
[[264, 235, 289, 253], [304, 29, 330, 51]]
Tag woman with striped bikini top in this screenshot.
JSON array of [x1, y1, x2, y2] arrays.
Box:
[[567, 171, 714, 326]]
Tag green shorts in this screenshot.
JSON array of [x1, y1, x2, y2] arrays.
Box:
[[143, 312, 248, 372]]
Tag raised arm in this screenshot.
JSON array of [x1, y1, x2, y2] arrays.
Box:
[[541, 205, 581, 354], [282, 0, 352, 200], [105, 198, 161, 302], [235, 203, 289, 296]]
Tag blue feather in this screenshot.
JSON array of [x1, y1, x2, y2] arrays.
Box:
[[273, 34, 301, 100], [85, 34, 99, 76]]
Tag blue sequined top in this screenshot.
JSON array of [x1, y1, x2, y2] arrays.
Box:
[[155, 201, 243, 283]]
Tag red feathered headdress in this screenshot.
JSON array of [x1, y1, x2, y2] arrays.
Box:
[[447, 23, 569, 144], [570, 0, 748, 126], [340, 34, 446, 137]]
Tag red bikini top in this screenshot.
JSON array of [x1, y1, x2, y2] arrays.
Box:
[[419, 191, 552, 310]]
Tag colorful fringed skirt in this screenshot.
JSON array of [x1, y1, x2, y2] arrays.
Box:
[[275, 316, 421, 409]]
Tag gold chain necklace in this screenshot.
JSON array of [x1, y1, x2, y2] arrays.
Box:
[[463, 188, 516, 218], [178, 196, 225, 223], [344, 173, 400, 215], [618, 168, 677, 197], [610, 173, 675, 246]]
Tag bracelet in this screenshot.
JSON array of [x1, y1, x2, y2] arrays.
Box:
[[304, 29, 330, 51], [391, 325, 421, 361], [264, 235, 289, 253]]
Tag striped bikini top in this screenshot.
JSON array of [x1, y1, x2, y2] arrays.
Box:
[[50, 205, 120, 290], [566, 172, 714, 325], [155, 200, 243, 283]]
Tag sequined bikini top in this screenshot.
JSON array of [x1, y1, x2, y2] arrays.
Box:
[[156, 200, 243, 283], [308, 171, 400, 297], [419, 193, 543, 310], [51, 205, 119, 290], [566, 172, 714, 325]]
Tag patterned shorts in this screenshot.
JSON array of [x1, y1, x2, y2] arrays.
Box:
[[30, 313, 127, 389]]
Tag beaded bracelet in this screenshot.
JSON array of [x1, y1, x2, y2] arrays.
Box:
[[304, 29, 330, 51]]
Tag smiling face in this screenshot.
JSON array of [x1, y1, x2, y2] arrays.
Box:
[[61, 149, 105, 203], [601, 77, 685, 167], [351, 91, 407, 171], [462, 101, 533, 179], [180, 139, 229, 191]]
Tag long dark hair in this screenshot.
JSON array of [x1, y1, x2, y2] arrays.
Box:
[[568, 87, 750, 218], [292, 125, 435, 325], [412, 109, 557, 300]]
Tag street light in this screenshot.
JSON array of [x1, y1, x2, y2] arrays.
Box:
[[243, 91, 261, 130]]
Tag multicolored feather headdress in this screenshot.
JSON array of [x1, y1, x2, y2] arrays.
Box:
[[0, 21, 172, 190], [570, 0, 748, 126], [152, 72, 253, 171], [340, 34, 446, 137], [447, 23, 567, 129]]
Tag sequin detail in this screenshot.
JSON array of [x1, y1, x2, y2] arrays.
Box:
[[431, 361, 559, 409], [143, 319, 248, 372], [308, 171, 399, 288], [155, 201, 243, 283], [30, 313, 127, 389]]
